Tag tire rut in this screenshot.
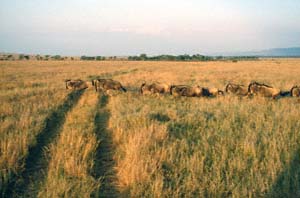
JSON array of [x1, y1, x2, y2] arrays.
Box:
[[92, 94, 119, 198], [4, 90, 84, 197]]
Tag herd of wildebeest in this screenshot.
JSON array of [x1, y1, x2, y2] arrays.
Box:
[[65, 79, 300, 98]]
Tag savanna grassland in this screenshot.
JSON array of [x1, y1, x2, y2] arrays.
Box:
[[1, 59, 300, 197]]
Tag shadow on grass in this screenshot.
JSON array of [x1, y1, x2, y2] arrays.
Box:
[[3, 90, 84, 197], [92, 94, 119, 198], [149, 113, 171, 123], [267, 148, 300, 198]]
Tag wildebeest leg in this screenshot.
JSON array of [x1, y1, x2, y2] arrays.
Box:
[[95, 83, 98, 92]]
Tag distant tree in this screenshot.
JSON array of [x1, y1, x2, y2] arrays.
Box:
[[140, 54, 147, 60], [52, 55, 62, 60], [96, 56, 105, 61], [81, 56, 95, 60], [19, 54, 25, 60], [24, 55, 30, 60]]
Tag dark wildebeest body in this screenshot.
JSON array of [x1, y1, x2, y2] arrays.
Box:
[[248, 82, 281, 99], [93, 79, 126, 92], [140, 82, 170, 95], [170, 85, 211, 97], [291, 86, 300, 97], [225, 83, 248, 96], [171, 85, 223, 97], [65, 79, 88, 90]]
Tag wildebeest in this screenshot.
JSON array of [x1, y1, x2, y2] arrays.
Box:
[[170, 85, 200, 97], [291, 86, 300, 97], [93, 78, 126, 92], [225, 83, 248, 96], [140, 82, 170, 95], [65, 79, 88, 90], [248, 82, 281, 99], [170, 85, 213, 97]]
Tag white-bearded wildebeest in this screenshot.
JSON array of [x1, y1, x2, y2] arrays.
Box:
[[140, 82, 170, 95], [65, 79, 88, 90], [170, 85, 212, 97], [225, 83, 248, 96], [93, 78, 126, 92], [248, 82, 281, 99]]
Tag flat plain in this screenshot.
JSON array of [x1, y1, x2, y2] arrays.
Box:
[[1, 59, 300, 197]]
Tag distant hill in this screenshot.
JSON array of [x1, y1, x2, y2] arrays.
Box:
[[250, 47, 300, 57], [214, 47, 300, 57], [229, 47, 300, 57]]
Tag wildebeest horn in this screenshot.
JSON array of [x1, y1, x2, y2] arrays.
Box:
[[140, 83, 146, 94], [225, 83, 231, 93], [248, 82, 255, 93]]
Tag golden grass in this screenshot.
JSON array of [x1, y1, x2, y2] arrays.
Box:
[[1, 59, 300, 197], [108, 93, 300, 197], [38, 89, 100, 198]]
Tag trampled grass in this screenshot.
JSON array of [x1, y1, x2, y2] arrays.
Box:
[[1, 59, 300, 197]]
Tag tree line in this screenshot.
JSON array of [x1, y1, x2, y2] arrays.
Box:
[[0, 53, 259, 61], [128, 54, 259, 61]]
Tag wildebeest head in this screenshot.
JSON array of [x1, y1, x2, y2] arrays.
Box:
[[291, 86, 300, 97], [140, 83, 152, 95], [65, 79, 88, 90], [65, 79, 80, 89], [65, 79, 71, 89]]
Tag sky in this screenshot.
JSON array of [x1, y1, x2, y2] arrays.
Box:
[[0, 0, 299, 56]]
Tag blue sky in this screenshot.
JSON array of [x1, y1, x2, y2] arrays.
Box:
[[0, 0, 299, 56]]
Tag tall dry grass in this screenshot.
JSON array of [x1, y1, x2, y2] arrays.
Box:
[[105, 59, 300, 197], [1, 59, 300, 197], [0, 60, 133, 194], [108, 93, 300, 197], [0, 62, 68, 193], [38, 89, 100, 198]]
